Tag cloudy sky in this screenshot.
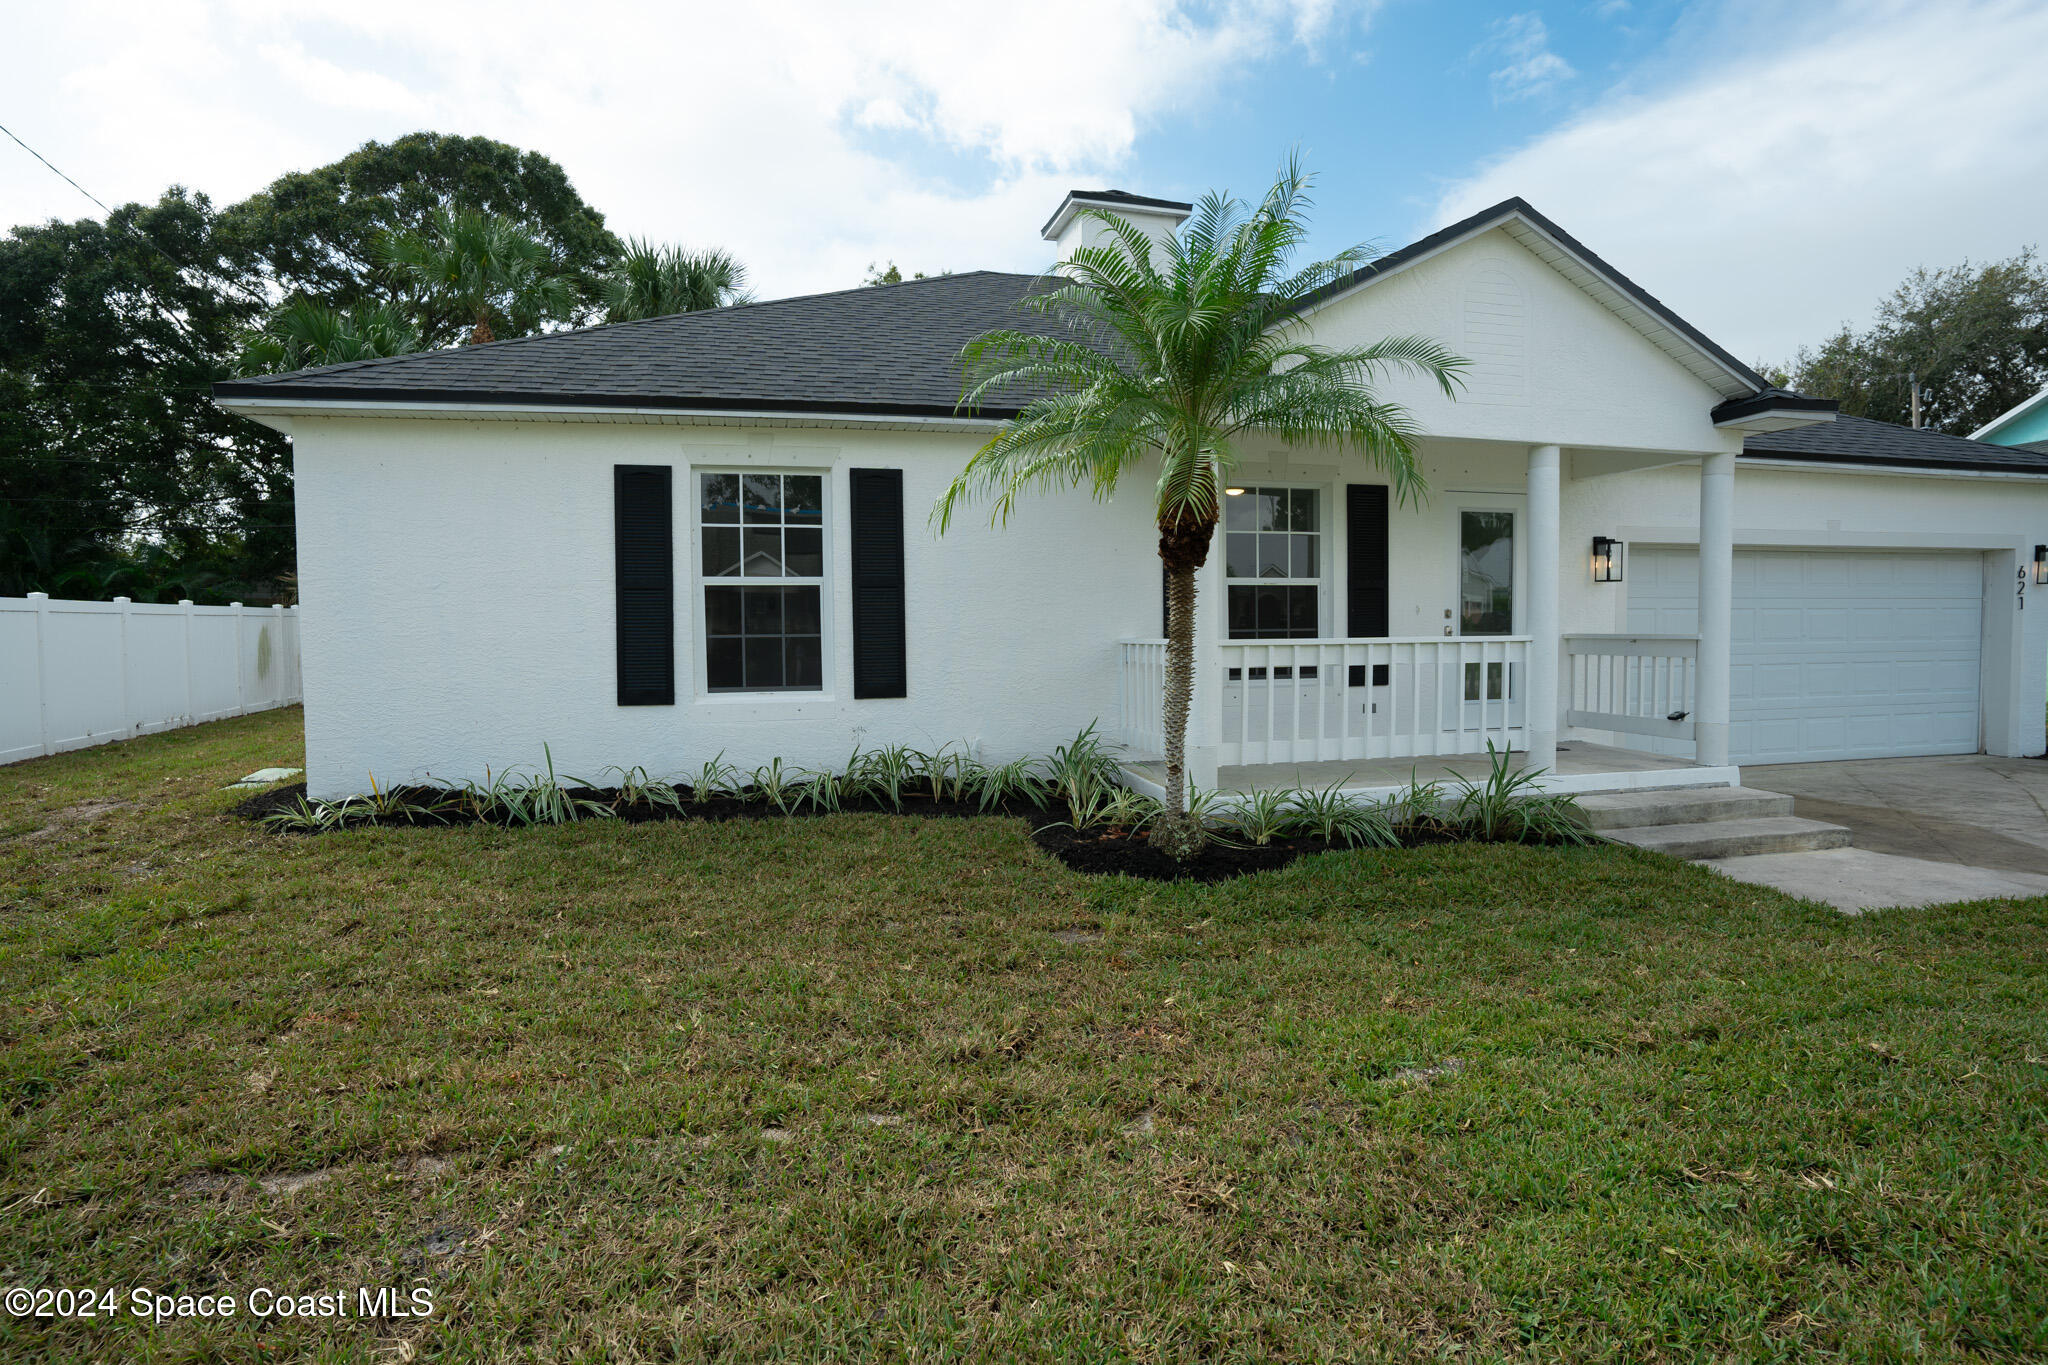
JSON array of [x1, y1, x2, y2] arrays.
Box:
[[5, 0, 2044, 365]]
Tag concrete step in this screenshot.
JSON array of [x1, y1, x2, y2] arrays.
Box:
[[1577, 785, 1796, 831], [1605, 815, 1853, 859]]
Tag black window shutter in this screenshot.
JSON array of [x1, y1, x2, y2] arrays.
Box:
[[614, 465, 674, 705], [848, 468, 907, 699], [1346, 483, 1390, 639]]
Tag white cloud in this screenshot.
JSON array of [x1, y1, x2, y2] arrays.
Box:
[[1, 0, 1368, 298], [1475, 12, 1576, 103], [1434, 0, 2048, 364]]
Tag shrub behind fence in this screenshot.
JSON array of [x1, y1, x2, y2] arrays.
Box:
[[1, 594, 302, 764]]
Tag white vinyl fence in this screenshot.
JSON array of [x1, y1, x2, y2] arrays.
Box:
[[2, 593, 302, 765]]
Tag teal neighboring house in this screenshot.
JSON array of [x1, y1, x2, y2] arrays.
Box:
[[1974, 385, 2048, 453]]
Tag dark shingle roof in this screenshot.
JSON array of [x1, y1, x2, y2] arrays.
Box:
[[1744, 414, 2048, 474], [214, 271, 1069, 419], [211, 195, 1792, 426]]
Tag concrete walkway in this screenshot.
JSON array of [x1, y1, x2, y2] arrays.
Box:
[[1701, 754, 2048, 912]]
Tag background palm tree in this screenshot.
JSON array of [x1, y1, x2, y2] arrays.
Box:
[[380, 208, 577, 345], [602, 240, 749, 321], [936, 159, 1466, 858], [237, 297, 422, 374]]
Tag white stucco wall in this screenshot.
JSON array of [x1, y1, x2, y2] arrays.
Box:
[[290, 416, 1164, 797]]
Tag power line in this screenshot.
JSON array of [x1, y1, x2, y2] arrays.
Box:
[[0, 119, 114, 217], [0, 118, 273, 314]]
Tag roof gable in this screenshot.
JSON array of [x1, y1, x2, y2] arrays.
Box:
[[1970, 384, 2048, 441], [1298, 197, 1766, 402]]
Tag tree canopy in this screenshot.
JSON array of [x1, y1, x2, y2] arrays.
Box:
[[3, 132, 750, 601], [603, 241, 749, 321], [0, 188, 291, 600], [216, 132, 620, 347], [1783, 249, 2048, 435]]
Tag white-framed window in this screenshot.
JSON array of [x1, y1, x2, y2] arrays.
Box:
[[697, 471, 825, 692], [1225, 485, 1322, 639]]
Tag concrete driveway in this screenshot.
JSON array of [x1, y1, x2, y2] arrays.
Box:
[[1705, 754, 2048, 911]]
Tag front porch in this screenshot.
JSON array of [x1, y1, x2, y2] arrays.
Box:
[[1110, 439, 1745, 800], [1117, 631, 1730, 798], [1123, 740, 1732, 801]]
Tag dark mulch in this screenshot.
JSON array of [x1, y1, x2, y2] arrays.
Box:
[[229, 780, 1547, 881], [1032, 822, 1317, 882], [225, 781, 1374, 883]]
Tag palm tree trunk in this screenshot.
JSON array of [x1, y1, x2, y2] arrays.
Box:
[[469, 314, 495, 345], [1159, 562, 1197, 805], [1150, 514, 1217, 859]]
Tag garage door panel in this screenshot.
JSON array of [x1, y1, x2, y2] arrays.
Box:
[[1627, 547, 1981, 763]]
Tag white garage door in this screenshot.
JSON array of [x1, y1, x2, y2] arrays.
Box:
[[1627, 548, 1983, 763]]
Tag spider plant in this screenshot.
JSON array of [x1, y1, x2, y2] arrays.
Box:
[[600, 765, 684, 814], [259, 795, 344, 833], [1224, 786, 1295, 847], [855, 744, 916, 812], [1392, 770, 1455, 838], [749, 758, 802, 816], [910, 743, 973, 803], [1039, 782, 1161, 835], [1450, 743, 1593, 845], [798, 765, 847, 814], [1044, 723, 1121, 826], [971, 754, 1045, 813], [687, 753, 742, 803], [1283, 781, 1400, 848]]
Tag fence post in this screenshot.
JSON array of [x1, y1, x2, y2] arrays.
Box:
[[114, 596, 133, 739], [270, 603, 285, 708], [28, 592, 50, 756], [180, 600, 196, 723], [288, 604, 301, 701], [231, 602, 247, 716]]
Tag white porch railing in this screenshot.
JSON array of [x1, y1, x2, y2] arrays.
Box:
[[1564, 634, 1698, 742], [1118, 637, 1531, 766]]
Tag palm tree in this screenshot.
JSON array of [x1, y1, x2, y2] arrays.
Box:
[[935, 159, 1466, 858], [237, 297, 422, 374], [602, 240, 749, 321], [380, 209, 577, 345]]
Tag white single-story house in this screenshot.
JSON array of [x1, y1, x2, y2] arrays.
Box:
[[213, 192, 2048, 802]]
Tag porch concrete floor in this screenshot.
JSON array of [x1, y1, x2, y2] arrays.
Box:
[[1129, 741, 1702, 794]]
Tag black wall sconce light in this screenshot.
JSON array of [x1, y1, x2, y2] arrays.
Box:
[[2034, 545, 2047, 585], [1592, 535, 1624, 582]]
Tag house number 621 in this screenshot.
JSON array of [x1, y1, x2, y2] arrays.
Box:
[[2020, 566, 2028, 612]]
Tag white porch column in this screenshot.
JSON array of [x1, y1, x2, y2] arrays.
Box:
[[1696, 449, 1735, 767], [1525, 445, 1561, 774], [1184, 538, 1227, 792]]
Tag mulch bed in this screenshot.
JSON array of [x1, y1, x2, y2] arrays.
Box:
[[227, 781, 1387, 883]]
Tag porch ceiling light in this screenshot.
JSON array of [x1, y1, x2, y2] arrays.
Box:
[[2035, 544, 2047, 586], [1592, 535, 1624, 583], [1224, 486, 1246, 496]]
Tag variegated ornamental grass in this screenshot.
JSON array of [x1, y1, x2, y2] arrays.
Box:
[[1, 708, 2044, 1361]]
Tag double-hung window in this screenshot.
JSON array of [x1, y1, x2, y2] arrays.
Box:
[[699, 471, 824, 692], [1225, 486, 1321, 639], [1224, 486, 1322, 681]]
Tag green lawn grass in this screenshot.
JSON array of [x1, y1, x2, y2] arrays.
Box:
[[1, 708, 2045, 1361]]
